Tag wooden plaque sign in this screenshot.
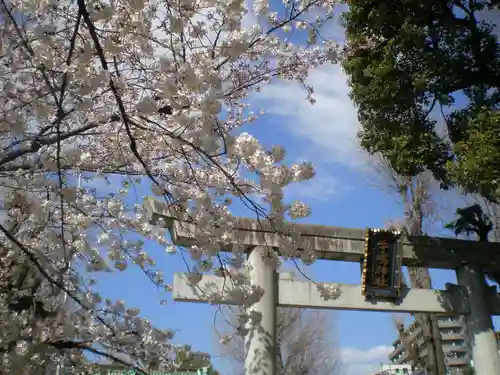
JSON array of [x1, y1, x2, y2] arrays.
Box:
[[361, 229, 403, 299]]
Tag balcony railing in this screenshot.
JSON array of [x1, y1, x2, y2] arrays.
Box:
[[442, 344, 469, 353], [437, 319, 464, 328], [441, 332, 466, 341], [445, 357, 469, 366]]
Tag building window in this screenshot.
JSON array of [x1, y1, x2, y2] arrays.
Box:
[[446, 351, 467, 359]]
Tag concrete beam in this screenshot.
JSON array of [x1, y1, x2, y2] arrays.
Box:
[[144, 197, 500, 272], [172, 273, 478, 315]]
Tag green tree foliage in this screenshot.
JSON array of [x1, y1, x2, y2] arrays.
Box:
[[342, 0, 500, 201], [445, 203, 493, 242], [445, 203, 500, 284]]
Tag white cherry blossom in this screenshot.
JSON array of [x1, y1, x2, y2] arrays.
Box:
[[0, 0, 341, 371]]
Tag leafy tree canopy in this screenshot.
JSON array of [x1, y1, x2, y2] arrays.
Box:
[[445, 203, 493, 241], [342, 0, 500, 201]]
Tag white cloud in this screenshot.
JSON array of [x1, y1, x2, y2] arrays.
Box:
[[253, 63, 364, 169], [247, 4, 372, 175], [285, 169, 349, 202], [340, 345, 393, 375], [341, 345, 393, 363], [249, 55, 368, 202]]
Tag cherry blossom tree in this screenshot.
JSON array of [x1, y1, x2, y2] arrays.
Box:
[[0, 0, 340, 373]]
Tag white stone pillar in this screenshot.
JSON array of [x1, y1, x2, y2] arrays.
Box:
[[244, 246, 277, 375], [456, 264, 500, 375]]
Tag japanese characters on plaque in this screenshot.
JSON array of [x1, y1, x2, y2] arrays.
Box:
[[361, 229, 403, 300]]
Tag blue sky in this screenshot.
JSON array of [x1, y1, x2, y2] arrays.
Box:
[[86, 4, 500, 375]]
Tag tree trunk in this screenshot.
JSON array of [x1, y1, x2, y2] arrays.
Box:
[[408, 267, 447, 375], [404, 177, 446, 375]]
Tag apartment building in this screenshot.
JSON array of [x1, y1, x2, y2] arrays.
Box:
[[388, 315, 470, 373]]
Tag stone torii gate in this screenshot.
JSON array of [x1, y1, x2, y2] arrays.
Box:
[[144, 198, 500, 375]]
